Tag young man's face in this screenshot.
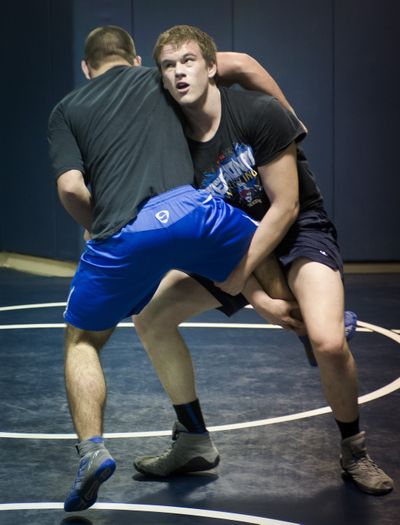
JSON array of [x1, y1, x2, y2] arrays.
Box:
[[159, 40, 216, 108]]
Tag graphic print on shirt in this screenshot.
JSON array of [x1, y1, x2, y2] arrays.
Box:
[[199, 143, 265, 211]]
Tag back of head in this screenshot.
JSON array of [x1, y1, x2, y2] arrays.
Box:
[[85, 26, 137, 69], [153, 25, 217, 67]]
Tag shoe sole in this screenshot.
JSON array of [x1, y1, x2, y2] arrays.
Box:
[[341, 469, 393, 496], [64, 458, 116, 512], [134, 455, 220, 477]]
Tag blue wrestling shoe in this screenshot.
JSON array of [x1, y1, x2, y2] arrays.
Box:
[[64, 437, 116, 512], [300, 310, 358, 367]]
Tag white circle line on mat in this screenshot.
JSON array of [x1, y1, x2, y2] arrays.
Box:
[[0, 318, 398, 439], [0, 502, 300, 525]]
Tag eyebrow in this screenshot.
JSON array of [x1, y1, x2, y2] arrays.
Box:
[[161, 52, 197, 67]]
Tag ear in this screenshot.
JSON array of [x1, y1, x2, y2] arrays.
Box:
[[208, 61, 217, 80], [133, 55, 142, 66], [81, 60, 91, 80]]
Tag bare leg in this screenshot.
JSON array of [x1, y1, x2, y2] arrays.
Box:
[[134, 270, 220, 405], [135, 260, 303, 405], [63, 324, 117, 512], [64, 324, 114, 440], [133, 272, 223, 476], [287, 259, 358, 421], [286, 258, 394, 494]]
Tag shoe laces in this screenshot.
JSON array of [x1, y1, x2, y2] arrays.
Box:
[[155, 431, 184, 462], [73, 450, 101, 488], [352, 453, 382, 473], [71, 455, 90, 489]]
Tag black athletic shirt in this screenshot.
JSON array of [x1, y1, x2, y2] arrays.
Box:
[[188, 87, 324, 221], [48, 66, 194, 239]]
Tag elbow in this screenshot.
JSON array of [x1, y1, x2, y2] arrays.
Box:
[[57, 171, 85, 200], [288, 200, 300, 225], [57, 182, 79, 203], [293, 200, 300, 219], [234, 53, 255, 75]]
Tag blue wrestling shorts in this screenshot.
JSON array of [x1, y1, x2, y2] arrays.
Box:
[[64, 185, 257, 330], [190, 207, 343, 317]]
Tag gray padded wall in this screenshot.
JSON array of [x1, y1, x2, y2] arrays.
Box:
[[334, 0, 400, 260], [1, 0, 78, 261]]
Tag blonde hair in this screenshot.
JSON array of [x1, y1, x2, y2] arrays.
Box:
[[153, 25, 217, 67]]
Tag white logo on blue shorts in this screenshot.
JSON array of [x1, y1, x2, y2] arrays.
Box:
[[155, 210, 170, 224]]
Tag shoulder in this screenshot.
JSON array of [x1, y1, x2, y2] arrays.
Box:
[[220, 86, 279, 121], [220, 86, 275, 107], [123, 65, 161, 84], [48, 99, 68, 129]]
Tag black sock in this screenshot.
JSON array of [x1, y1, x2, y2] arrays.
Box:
[[335, 417, 360, 440], [173, 399, 207, 433]]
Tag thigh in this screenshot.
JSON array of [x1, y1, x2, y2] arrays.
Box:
[[134, 270, 222, 327], [288, 258, 344, 342]]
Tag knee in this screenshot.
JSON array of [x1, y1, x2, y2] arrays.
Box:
[[134, 310, 177, 346], [65, 323, 112, 352], [311, 333, 347, 364], [133, 313, 153, 344]]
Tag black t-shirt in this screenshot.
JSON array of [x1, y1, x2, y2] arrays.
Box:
[[189, 87, 324, 221], [48, 66, 194, 239]]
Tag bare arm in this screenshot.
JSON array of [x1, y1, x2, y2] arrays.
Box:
[[216, 52, 295, 113], [242, 260, 304, 332], [57, 170, 93, 232], [215, 142, 299, 295]]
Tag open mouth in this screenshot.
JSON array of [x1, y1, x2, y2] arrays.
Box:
[[176, 82, 189, 93]]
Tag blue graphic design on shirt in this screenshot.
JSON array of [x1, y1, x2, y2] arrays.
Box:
[[199, 143, 264, 208]]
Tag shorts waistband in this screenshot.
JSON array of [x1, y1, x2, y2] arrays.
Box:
[[140, 185, 197, 210]]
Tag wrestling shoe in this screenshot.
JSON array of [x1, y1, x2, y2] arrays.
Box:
[[64, 437, 116, 512], [300, 310, 358, 367], [134, 422, 220, 477], [340, 431, 393, 495]]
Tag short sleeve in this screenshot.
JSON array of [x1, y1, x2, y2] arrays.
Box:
[[47, 103, 85, 180], [247, 95, 306, 167]]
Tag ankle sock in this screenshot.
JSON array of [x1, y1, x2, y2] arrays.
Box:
[[88, 436, 104, 444], [173, 399, 207, 433], [336, 417, 360, 440]]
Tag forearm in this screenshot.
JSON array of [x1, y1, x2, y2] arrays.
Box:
[[239, 201, 299, 279], [60, 193, 92, 231], [57, 171, 93, 231]]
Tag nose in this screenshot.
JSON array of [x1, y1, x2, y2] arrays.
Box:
[[175, 62, 185, 77]]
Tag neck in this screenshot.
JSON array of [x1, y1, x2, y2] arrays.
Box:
[[90, 60, 133, 78], [184, 84, 221, 142]]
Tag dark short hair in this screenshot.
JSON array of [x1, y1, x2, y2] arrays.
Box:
[[84, 26, 137, 69], [153, 25, 217, 67]]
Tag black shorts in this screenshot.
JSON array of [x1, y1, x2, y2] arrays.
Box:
[[190, 207, 343, 317]]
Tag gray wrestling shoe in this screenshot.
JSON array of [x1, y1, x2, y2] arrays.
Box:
[[64, 437, 116, 512], [340, 431, 393, 495], [134, 422, 220, 477]]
